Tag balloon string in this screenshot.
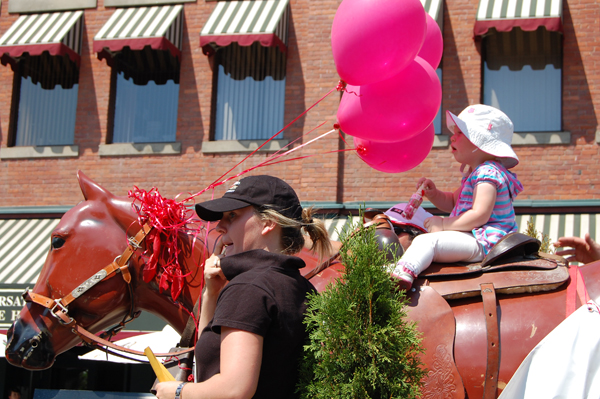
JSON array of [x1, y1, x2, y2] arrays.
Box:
[[336, 80, 360, 96], [333, 123, 351, 146], [186, 120, 334, 200], [193, 79, 349, 195], [189, 127, 338, 199], [207, 84, 340, 191], [237, 129, 338, 171], [260, 148, 356, 167], [127, 82, 344, 304]]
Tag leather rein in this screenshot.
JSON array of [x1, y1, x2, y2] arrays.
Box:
[[22, 223, 194, 359]]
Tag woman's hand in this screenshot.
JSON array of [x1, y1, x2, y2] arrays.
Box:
[[154, 381, 181, 399], [204, 238, 227, 296], [555, 233, 600, 264], [424, 216, 444, 233], [153, 329, 263, 399]]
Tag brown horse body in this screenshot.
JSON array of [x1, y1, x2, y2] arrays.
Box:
[[5, 172, 600, 398]]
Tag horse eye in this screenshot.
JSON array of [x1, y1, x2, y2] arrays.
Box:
[[51, 236, 65, 249]]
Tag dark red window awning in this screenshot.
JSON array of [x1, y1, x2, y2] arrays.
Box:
[[93, 5, 183, 64], [474, 0, 562, 36], [0, 11, 83, 68], [200, 0, 289, 56]]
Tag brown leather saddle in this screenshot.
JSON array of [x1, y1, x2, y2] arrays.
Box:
[[365, 213, 570, 399], [420, 231, 568, 300], [364, 213, 569, 299]]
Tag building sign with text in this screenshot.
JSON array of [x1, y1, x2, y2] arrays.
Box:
[[0, 285, 27, 330]]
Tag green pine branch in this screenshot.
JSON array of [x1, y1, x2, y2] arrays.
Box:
[[297, 219, 426, 399], [524, 216, 553, 253]]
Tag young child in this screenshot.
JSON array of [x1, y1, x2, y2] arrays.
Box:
[[393, 104, 524, 290]]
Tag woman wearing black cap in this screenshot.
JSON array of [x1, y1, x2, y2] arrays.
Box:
[[155, 175, 331, 399]]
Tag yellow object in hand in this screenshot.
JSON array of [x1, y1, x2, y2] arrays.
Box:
[[144, 347, 175, 382]]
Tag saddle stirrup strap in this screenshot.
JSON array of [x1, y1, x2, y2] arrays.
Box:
[[481, 283, 500, 399]]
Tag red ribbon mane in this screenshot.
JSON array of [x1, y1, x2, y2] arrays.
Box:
[[129, 187, 196, 301]]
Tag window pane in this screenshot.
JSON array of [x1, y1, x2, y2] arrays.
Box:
[[483, 28, 562, 132], [484, 64, 561, 132], [16, 76, 78, 146], [214, 43, 286, 141], [112, 72, 179, 143], [434, 68, 442, 134]]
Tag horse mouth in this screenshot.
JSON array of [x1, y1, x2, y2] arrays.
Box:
[[5, 321, 56, 370]]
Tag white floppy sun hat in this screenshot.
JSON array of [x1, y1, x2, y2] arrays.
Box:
[[446, 104, 519, 169]]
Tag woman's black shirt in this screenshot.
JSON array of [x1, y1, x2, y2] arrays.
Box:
[[194, 249, 316, 398]]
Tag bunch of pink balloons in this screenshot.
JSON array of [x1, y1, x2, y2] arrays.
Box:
[[332, 0, 443, 173]]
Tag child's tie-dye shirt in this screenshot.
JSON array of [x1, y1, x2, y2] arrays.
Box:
[[450, 160, 523, 254]]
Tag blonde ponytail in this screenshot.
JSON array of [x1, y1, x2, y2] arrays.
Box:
[[256, 206, 333, 260], [300, 207, 333, 261]]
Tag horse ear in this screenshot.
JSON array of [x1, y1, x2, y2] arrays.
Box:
[[77, 170, 114, 201]]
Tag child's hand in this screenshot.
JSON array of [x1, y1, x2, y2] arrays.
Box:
[[424, 216, 444, 233], [417, 178, 437, 199]]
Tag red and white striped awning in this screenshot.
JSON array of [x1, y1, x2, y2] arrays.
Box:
[[94, 5, 183, 61], [200, 0, 290, 55], [475, 0, 562, 36], [421, 0, 443, 29], [0, 11, 83, 67]]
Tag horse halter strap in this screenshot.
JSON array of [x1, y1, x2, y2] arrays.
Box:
[[23, 224, 152, 333]]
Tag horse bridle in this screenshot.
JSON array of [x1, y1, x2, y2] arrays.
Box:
[[21, 223, 194, 358]]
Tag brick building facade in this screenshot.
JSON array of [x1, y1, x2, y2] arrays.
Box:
[[0, 0, 598, 207]]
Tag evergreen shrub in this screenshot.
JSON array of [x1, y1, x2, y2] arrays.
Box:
[[297, 220, 426, 398]]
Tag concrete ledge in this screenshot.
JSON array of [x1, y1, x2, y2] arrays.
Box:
[[432, 134, 449, 148], [105, 0, 195, 6], [8, 0, 96, 13], [306, 199, 600, 213], [202, 139, 290, 153], [0, 145, 79, 159], [0, 206, 72, 219], [99, 142, 181, 156], [513, 131, 571, 145], [432, 132, 571, 148]]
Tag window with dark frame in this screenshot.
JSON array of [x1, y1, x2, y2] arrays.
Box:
[[483, 27, 562, 132], [8, 52, 79, 147], [434, 67, 442, 134], [106, 46, 180, 144], [211, 42, 286, 141]]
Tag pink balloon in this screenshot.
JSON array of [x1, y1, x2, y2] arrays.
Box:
[[337, 57, 441, 143], [331, 0, 427, 86], [354, 123, 435, 173], [418, 13, 443, 69]]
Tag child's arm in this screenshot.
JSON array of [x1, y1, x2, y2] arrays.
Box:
[[426, 182, 496, 232], [444, 182, 496, 231], [417, 178, 457, 213]]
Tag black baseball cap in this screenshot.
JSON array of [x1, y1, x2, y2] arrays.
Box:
[[195, 175, 303, 222]]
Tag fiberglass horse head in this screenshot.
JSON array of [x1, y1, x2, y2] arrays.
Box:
[[5, 171, 211, 370]]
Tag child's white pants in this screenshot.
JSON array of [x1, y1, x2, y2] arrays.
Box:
[[396, 231, 485, 275]]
